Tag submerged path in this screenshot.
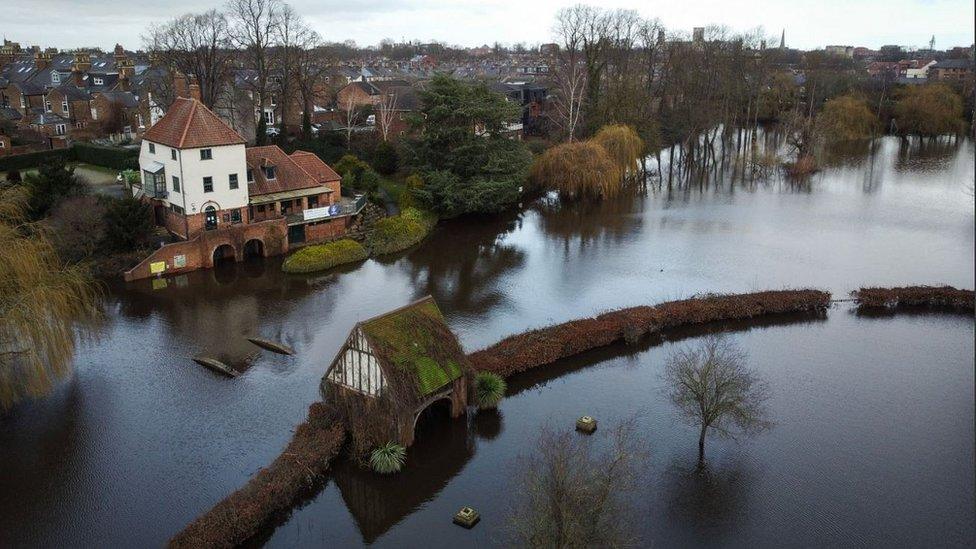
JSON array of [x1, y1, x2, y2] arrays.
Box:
[[169, 286, 973, 548]]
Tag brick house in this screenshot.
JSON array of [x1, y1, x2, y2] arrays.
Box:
[[125, 97, 364, 281], [930, 59, 974, 82]]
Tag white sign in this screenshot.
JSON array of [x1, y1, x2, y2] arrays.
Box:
[[304, 205, 334, 221]]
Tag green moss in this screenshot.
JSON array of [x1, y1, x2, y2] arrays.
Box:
[[361, 299, 464, 396], [366, 208, 437, 256], [281, 239, 368, 274]]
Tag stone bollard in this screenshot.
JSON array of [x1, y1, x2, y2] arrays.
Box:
[[576, 416, 597, 434], [453, 506, 480, 528]]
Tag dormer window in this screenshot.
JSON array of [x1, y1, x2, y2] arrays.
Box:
[[51, 72, 60, 83], [264, 166, 276, 179], [93, 77, 104, 86]]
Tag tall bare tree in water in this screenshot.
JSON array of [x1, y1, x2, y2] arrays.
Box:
[[227, 0, 281, 145], [0, 187, 99, 410], [144, 9, 232, 109], [664, 336, 771, 465]]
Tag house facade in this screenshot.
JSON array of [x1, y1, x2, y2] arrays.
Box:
[[125, 97, 364, 281]]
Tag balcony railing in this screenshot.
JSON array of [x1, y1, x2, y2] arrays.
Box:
[[286, 194, 367, 225]]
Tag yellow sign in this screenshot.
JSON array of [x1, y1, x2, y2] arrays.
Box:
[[150, 261, 166, 274]]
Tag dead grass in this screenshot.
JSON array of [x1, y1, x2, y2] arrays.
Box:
[[169, 402, 346, 548], [853, 286, 974, 311], [469, 290, 831, 377]]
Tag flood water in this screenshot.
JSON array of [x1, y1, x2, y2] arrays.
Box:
[[1, 135, 973, 547]]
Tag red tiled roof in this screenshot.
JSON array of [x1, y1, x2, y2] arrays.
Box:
[[143, 97, 245, 149], [289, 151, 341, 185], [246, 146, 339, 196]]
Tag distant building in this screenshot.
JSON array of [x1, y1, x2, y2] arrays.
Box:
[[825, 45, 854, 58], [930, 58, 974, 81], [693, 27, 705, 44]]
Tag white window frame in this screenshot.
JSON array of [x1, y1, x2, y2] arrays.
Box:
[[264, 109, 275, 125], [61, 100, 69, 114], [55, 124, 66, 135], [51, 72, 60, 84], [93, 77, 104, 85], [45, 100, 52, 112]]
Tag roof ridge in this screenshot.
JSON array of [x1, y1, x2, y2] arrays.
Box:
[[177, 98, 196, 149], [357, 296, 436, 327]]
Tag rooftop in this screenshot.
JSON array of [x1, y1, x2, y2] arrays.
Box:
[[143, 97, 245, 149]]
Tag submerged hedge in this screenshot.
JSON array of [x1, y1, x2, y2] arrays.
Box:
[[853, 286, 974, 311], [469, 290, 832, 377], [169, 403, 345, 548], [366, 207, 437, 255], [281, 239, 368, 274]]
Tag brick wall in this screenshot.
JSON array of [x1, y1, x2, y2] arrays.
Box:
[[124, 217, 288, 281]]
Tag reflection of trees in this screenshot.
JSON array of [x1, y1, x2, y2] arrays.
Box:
[[107, 258, 343, 370], [0, 378, 85, 546], [399, 214, 526, 318], [896, 136, 961, 171], [534, 191, 645, 249], [661, 456, 755, 535], [332, 407, 475, 544]]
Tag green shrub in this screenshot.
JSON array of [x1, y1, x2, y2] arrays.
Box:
[[474, 371, 507, 409], [72, 143, 138, 170], [121, 169, 140, 186], [281, 239, 368, 274], [0, 148, 72, 172], [103, 196, 153, 252], [369, 442, 406, 474], [370, 141, 399, 175], [366, 207, 437, 255]]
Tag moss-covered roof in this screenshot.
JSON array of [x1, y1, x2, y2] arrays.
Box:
[[359, 297, 467, 397]]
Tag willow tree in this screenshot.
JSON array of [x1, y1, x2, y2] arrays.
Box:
[[893, 84, 966, 136], [1, 187, 100, 410], [591, 124, 645, 181], [531, 141, 620, 200], [819, 95, 878, 142]]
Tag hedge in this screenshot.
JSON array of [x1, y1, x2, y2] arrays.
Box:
[[366, 208, 437, 255], [72, 143, 139, 170], [0, 143, 138, 172], [0, 148, 73, 172], [281, 239, 368, 274]]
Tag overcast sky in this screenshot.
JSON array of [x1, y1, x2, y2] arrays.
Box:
[[4, 0, 974, 52]]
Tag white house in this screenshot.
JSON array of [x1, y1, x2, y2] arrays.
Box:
[[135, 97, 249, 238]]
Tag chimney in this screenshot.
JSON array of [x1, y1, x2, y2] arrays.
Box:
[[34, 50, 51, 71], [188, 76, 201, 101], [117, 58, 134, 90], [72, 51, 91, 86]]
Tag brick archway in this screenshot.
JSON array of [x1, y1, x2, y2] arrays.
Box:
[[243, 238, 265, 259], [211, 243, 237, 266]]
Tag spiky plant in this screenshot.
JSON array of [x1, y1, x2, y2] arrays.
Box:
[[474, 371, 507, 409], [1, 186, 100, 410], [369, 442, 406, 474]]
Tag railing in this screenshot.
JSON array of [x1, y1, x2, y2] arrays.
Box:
[[285, 194, 367, 225]]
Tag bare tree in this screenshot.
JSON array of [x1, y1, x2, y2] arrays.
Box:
[[337, 94, 359, 147], [227, 0, 281, 144], [375, 88, 399, 142], [507, 418, 648, 548], [664, 336, 771, 465], [294, 34, 332, 140], [273, 3, 319, 136], [143, 9, 232, 109]]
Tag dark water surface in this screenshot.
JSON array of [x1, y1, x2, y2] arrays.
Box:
[[1, 136, 973, 547]]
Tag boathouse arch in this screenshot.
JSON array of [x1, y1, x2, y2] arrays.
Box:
[[243, 238, 265, 259], [212, 243, 237, 265]]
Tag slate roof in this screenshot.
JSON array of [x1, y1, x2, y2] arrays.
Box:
[[143, 97, 245, 149], [934, 59, 974, 70], [246, 145, 338, 196], [97, 91, 140, 108]]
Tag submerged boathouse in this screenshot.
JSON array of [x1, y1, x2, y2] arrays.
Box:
[[322, 297, 471, 447]]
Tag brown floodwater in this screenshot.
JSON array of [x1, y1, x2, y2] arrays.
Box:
[[0, 135, 973, 547]]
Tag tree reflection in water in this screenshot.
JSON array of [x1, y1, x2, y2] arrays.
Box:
[[397, 212, 527, 318], [662, 455, 756, 537]]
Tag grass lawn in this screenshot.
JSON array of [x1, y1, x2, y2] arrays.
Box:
[[281, 239, 369, 273]]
